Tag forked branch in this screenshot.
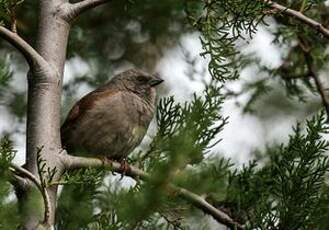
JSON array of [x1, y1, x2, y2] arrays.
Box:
[[60, 0, 113, 22], [0, 26, 50, 73], [9, 163, 52, 226], [263, 0, 329, 40]]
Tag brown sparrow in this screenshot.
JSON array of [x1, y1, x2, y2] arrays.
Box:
[[61, 69, 163, 160]]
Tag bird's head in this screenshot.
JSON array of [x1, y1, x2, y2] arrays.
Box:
[[113, 69, 164, 103]]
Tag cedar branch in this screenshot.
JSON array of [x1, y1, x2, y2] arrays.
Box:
[[263, 0, 329, 40], [61, 154, 244, 229]]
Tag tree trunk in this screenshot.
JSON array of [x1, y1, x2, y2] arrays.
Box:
[[22, 0, 70, 228]]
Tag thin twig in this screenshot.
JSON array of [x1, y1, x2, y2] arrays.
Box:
[[9, 163, 52, 226], [61, 154, 245, 229], [263, 0, 329, 40], [297, 37, 329, 121], [299, 0, 307, 13], [10, 10, 17, 33], [171, 185, 242, 229]]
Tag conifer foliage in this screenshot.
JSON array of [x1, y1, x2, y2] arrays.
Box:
[[1, 0, 329, 229]]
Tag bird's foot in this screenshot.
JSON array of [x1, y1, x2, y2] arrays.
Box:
[[119, 158, 130, 180]]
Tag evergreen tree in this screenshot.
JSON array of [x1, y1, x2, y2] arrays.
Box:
[[0, 0, 329, 229]]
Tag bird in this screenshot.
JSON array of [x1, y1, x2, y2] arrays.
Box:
[[60, 69, 163, 162]]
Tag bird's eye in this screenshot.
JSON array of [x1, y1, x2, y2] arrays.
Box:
[[137, 76, 148, 82]]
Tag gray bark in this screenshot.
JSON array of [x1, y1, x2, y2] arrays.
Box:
[[23, 0, 70, 228]]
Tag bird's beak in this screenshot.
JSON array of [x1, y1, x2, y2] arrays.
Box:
[[149, 74, 164, 87]]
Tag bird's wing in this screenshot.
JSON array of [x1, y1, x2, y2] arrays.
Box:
[[61, 87, 120, 129]]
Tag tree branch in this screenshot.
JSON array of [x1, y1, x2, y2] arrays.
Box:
[[297, 37, 329, 121], [60, 154, 244, 229], [0, 26, 50, 73], [9, 163, 52, 226], [60, 0, 112, 22], [263, 0, 329, 40], [171, 185, 243, 229]]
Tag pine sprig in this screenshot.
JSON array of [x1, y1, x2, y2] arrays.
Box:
[[0, 135, 16, 177], [185, 0, 268, 81], [0, 0, 23, 26], [227, 111, 329, 229], [36, 147, 59, 187], [0, 136, 19, 229], [90, 181, 188, 229], [142, 85, 227, 170], [57, 167, 105, 186], [0, 58, 12, 89]]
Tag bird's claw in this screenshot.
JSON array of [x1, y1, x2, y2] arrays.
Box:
[[119, 158, 130, 180]]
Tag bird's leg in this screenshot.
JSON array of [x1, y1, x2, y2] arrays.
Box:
[[119, 158, 130, 180]]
